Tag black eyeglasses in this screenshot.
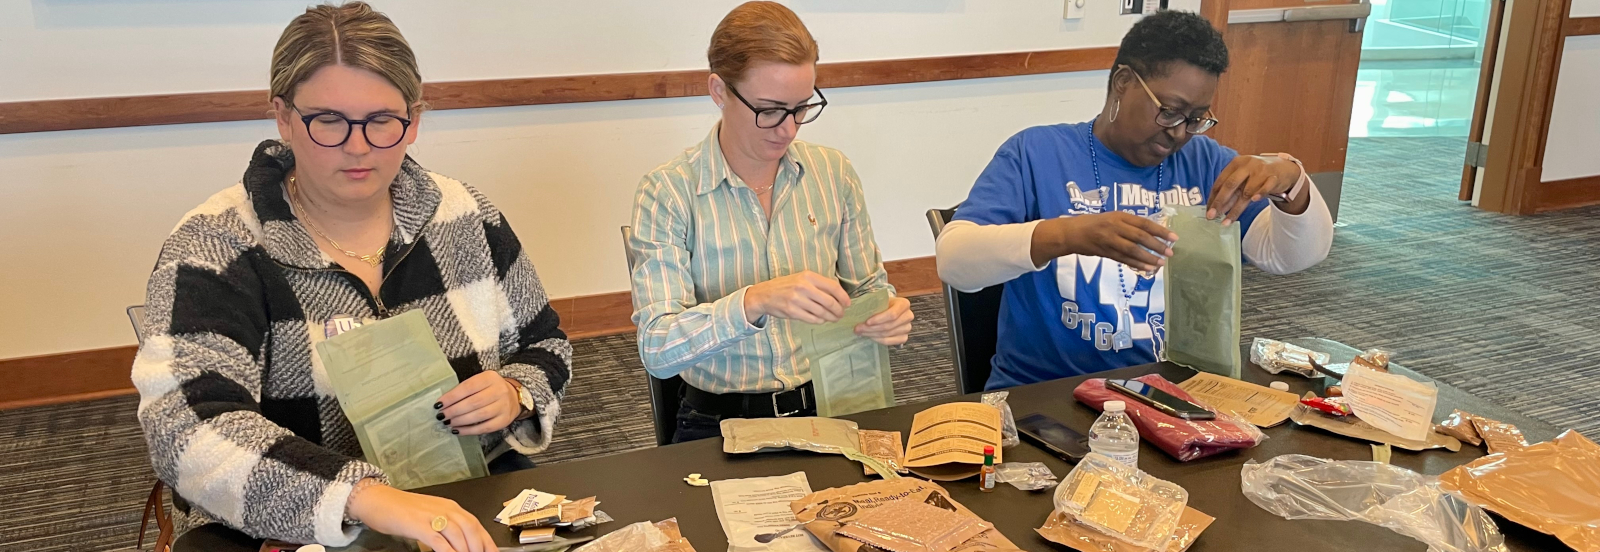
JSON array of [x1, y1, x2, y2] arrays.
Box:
[[725, 85, 827, 129], [1120, 65, 1219, 135], [285, 100, 413, 149]]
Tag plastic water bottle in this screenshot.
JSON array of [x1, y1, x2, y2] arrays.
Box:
[[1089, 400, 1141, 469]]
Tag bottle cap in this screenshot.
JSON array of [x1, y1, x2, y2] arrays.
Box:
[[983, 445, 994, 455], [1105, 400, 1126, 412], [1270, 381, 1290, 392]]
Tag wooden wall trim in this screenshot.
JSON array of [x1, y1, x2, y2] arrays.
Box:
[[1477, 0, 1574, 214], [1534, 174, 1600, 212], [0, 256, 940, 410], [1567, 16, 1600, 36], [0, 47, 1117, 135]]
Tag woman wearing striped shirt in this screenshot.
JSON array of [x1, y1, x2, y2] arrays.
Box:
[[627, 1, 913, 443]]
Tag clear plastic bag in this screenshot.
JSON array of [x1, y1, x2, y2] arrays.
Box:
[[574, 518, 697, 552], [1241, 455, 1506, 552], [1054, 452, 1189, 549], [981, 391, 1020, 448], [1163, 205, 1242, 379], [995, 462, 1058, 491]]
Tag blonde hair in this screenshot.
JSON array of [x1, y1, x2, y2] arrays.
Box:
[[708, 1, 820, 86], [269, 2, 423, 109]]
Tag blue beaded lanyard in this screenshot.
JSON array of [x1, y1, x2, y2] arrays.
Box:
[[1086, 119, 1163, 351]]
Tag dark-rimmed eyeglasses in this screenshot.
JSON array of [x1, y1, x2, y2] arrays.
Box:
[[725, 85, 827, 129], [284, 100, 413, 149], [1120, 65, 1219, 135]]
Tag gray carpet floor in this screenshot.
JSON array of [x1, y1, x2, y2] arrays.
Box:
[[3, 136, 1598, 552]]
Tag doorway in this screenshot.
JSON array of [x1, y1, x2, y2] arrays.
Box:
[[1349, 0, 1489, 138]]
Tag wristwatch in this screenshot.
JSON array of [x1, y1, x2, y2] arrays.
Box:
[[1264, 152, 1308, 204], [510, 379, 536, 420]]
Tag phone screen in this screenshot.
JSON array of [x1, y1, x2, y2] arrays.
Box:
[[1107, 379, 1215, 419], [1016, 413, 1091, 461]]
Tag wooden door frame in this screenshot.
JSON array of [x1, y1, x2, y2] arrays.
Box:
[[1476, 0, 1576, 214], [1461, 0, 1508, 201]]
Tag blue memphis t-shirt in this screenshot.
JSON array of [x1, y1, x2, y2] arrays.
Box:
[[954, 121, 1269, 389]]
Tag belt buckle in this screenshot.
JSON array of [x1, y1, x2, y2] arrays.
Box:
[[771, 388, 808, 418]]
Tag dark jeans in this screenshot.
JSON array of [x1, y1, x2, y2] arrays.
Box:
[[487, 451, 537, 475], [671, 402, 725, 444]]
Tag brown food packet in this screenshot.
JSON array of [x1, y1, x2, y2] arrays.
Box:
[[1440, 430, 1600, 552], [654, 518, 698, 552], [1434, 410, 1483, 446], [560, 496, 598, 523], [1470, 416, 1529, 454], [835, 500, 993, 552], [1036, 507, 1215, 552], [790, 478, 1024, 552], [859, 430, 907, 476]]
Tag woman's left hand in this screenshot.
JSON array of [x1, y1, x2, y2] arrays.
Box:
[[855, 296, 914, 347], [1208, 155, 1306, 225], [437, 371, 521, 436]]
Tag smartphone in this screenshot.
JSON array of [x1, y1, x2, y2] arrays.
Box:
[[1016, 413, 1092, 462], [1106, 379, 1216, 420]]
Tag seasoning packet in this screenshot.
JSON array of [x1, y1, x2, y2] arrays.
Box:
[[859, 430, 907, 476], [1433, 410, 1483, 446], [722, 417, 861, 456], [1250, 338, 1332, 378], [1469, 416, 1529, 454], [835, 500, 993, 552]]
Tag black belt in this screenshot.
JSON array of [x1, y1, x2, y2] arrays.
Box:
[[682, 381, 816, 419]]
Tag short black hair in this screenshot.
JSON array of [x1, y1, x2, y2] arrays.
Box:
[[1111, 10, 1229, 88]]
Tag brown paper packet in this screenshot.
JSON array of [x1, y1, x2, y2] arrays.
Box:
[[654, 518, 698, 552], [1037, 507, 1214, 552], [859, 430, 906, 476], [560, 496, 598, 523], [1469, 416, 1529, 454], [790, 478, 1024, 552], [1433, 410, 1483, 446], [835, 500, 993, 552], [1439, 430, 1600, 552]]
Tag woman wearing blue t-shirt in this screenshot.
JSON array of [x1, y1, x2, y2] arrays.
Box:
[[936, 10, 1334, 389]]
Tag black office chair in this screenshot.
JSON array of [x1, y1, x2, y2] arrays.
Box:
[[926, 208, 1005, 395], [622, 226, 687, 447]]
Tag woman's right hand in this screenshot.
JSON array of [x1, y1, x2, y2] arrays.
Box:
[[346, 481, 495, 552], [1033, 211, 1177, 273], [743, 270, 852, 324]]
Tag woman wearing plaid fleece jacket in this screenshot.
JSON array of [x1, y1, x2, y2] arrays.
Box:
[[131, 4, 567, 551]]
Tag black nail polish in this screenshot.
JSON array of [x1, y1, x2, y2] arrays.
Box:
[[433, 402, 443, 410], [450, 429, 459, 435], [443, 419, 451, 426], [435, 413, 445, 420]]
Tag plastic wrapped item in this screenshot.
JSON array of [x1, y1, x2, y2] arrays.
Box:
[[834, 500, 993, 552], [1073, 375, 1267, 462], [1163, 205, 1243, 378], [1250, 338, 1332, 378], [1300, 395, 1352, 416], [1036, 506, 1213, 552], [575, 518, 697, 552], [981, 391, 1020, 448], [1354, 348, 1393, 372], [722, 417, 861, 455], [995, 462, 1058, 491], [1241, 455, 1506, 552], [1054, 452, 1190, 549], [1434, 410, 1483, 446], [1439, 430, 1600, 552]]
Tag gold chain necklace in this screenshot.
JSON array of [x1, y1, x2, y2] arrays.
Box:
[[288, 175, 387, 267]]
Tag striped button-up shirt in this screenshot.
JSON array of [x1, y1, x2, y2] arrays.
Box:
[[628, 125, 894, 394]]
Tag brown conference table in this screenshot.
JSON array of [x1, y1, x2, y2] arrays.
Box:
[[177, 340, 1570, 552]]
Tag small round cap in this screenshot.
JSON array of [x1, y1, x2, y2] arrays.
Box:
[[1105, 400, 1126, 412], [1270, 381, 1291, 392], [983, 445, 994, 455]]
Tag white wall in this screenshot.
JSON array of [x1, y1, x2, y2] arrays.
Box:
[[1571, 0, 1600, 17], [1541, 34, 1600, 182], [0, 1, 1135, 360]]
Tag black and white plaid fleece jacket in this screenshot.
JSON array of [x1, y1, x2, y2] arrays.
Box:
[[132, 140, 571, 545]]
